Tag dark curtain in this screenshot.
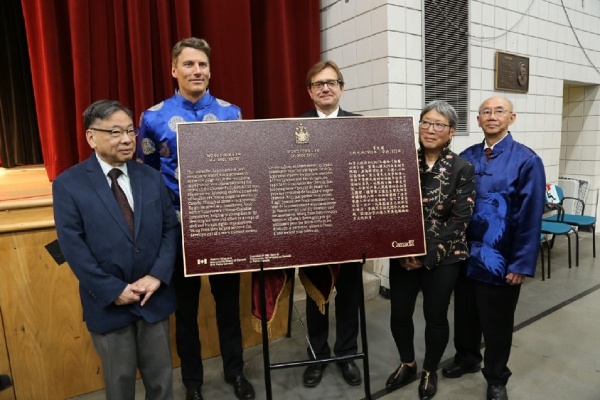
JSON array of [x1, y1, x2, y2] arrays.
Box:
[[18, 0, 320, 180], [0, 0, 42, 168], [250, 1, 321, 118]]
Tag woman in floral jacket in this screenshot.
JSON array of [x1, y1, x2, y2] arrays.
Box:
[[385, 100, 476, 400]]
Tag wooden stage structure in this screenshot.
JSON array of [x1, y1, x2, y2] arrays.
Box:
[[0, 166, 289, 400]]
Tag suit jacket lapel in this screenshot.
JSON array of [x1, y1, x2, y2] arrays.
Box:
[[85, 154, 134, 241], [128, 161, 142, 238]]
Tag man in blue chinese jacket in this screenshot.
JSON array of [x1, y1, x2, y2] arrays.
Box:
[[443, 97, 546, 400], [137, 37, 254, 400]]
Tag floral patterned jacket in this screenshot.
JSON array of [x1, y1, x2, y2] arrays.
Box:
[[418, 146, 475, 269]]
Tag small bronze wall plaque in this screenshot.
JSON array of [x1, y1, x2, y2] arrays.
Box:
[[495, 51, 529, 93], [177, 117, 426, 276]]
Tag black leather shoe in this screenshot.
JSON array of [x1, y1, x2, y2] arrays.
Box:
[[0, 375, 12, 392], [487, 384, 508, 400], [337, 360, 362, 386], [185, 388, 203, 400], [441, 361, 481, 379], [303, 363, 327, 387], [225, 375, 255, 400], [385, 362, 417, 389], [418, 370, 437, 400]]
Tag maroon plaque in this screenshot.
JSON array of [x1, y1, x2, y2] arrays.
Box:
[[177, 117, 425, 276]]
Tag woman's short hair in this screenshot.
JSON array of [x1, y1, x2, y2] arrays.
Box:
[[419, 100, 458, 129]]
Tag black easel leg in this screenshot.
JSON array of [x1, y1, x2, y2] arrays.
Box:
[[286, 270, 296, 337], [358, 254, 372, 400], [259, 262, 273, 400], [261, 260, 373, 399]]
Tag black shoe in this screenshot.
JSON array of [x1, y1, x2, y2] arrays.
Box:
[[303, 363, 327, 387], [418, 370, 437, 400], [487, 384, 508, 400], [185, 388, 203, 400], [441, 361, 481, 379], [0, 375, 12, 392], [385, 362, 417, 389], [337, 360, 362, 386], [225, 375, 255, 400]]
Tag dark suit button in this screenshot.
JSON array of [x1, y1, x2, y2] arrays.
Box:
[[134, 247, 140, 253]]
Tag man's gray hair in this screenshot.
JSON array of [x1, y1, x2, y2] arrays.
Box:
[[83, 100, 133, 129]]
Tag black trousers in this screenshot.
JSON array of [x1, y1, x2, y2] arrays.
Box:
[[451, 275, 521, 385], [389, 259, 461, 372], [173, 254, 244, 390], [305, 262, 361, 359]]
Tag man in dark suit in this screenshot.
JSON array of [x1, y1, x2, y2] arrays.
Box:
[[53, 100, 179, 400], [299, 60, 363, 388]]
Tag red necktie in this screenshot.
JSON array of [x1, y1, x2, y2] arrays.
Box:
[[108, 168, 134, 237], [484, 148, 493, 163]]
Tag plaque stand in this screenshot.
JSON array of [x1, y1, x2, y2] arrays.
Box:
[[258, 256, 372, 400]]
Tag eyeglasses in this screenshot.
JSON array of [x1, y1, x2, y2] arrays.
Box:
[[310, 80, 342, 90], [90, 127, 138, 139], [419, 120, 450, 132], [479, 108, 512, 118]]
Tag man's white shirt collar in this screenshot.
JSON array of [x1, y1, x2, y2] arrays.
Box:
[[316, 107, 339, 118], [96, 154, 129, 177], [485, 132, 509, 150], [95, 154, 134, 210]]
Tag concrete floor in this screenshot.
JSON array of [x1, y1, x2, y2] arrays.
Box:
[[71, 231, 600, 400]]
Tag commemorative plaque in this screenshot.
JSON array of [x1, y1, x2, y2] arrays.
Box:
[[495, 51, 529, 93], [177, 117, 426, 276]]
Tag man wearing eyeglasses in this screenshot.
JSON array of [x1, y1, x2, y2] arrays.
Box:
[[53, 100, 179, 400], [443, 97, 546, 400], [137, 38, 254, 400], [298, 61, 363, 389]]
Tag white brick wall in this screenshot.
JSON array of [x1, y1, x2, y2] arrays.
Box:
[[320, 0, 600, 215]]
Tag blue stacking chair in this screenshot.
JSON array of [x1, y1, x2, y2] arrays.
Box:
[[544, 184, 597, 259], [541, 220, 576, 274]]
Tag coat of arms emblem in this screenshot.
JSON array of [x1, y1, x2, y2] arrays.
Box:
[[295, 124, 309, 144]]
